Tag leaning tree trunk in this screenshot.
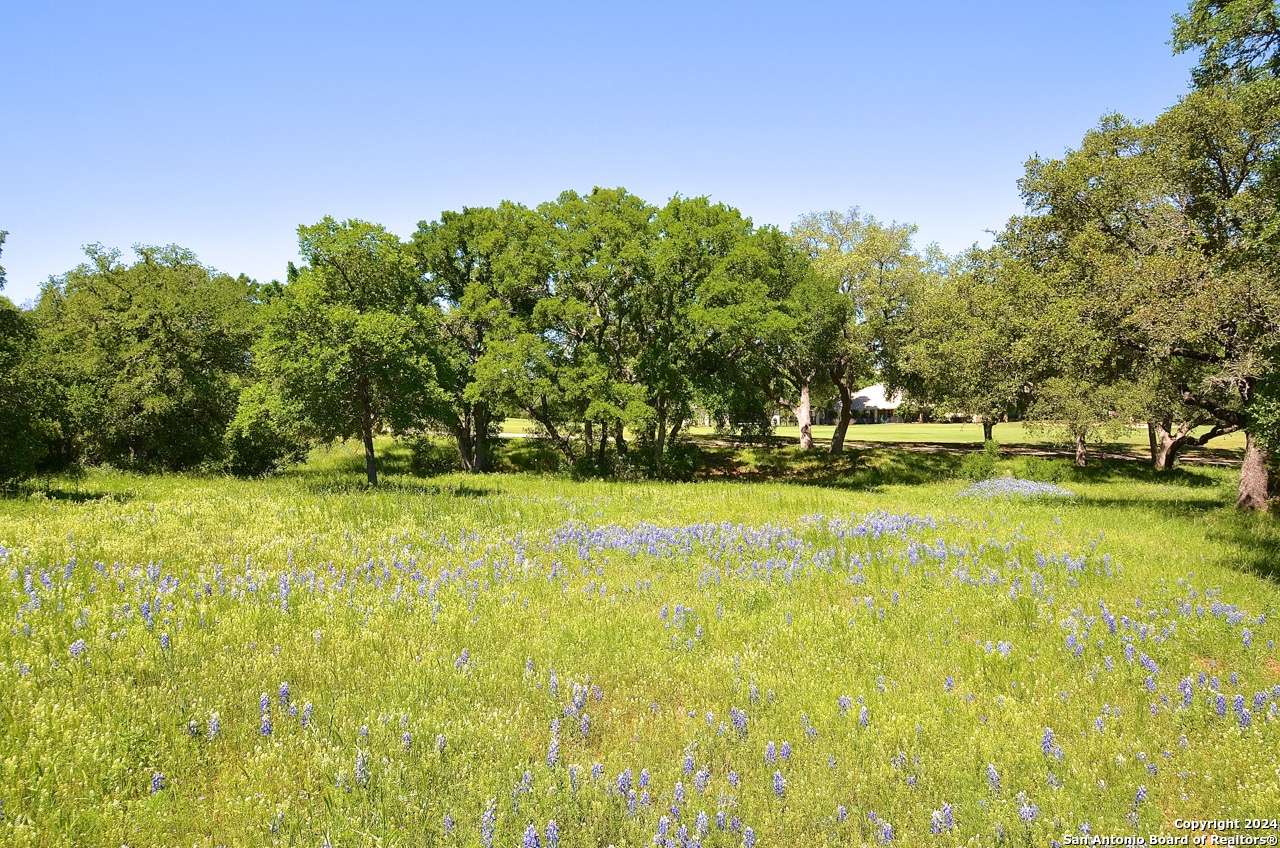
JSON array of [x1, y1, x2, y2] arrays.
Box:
[[1073, 433, 1087, 467], [472, 404, 493, 472], [793, 382, 814, 450], [357, 385, 378, 485], [361, 424, 378, 486], [1237, 432, 1271, 512], [654, 399, 668, 467], [1151, 418, 1190, 473], [830, 379, 853, 455], [981, 418, 995, 442], [1147, 421, 1158, 466], [453, 423, 475, 472]]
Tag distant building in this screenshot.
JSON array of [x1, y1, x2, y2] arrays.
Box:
[[770, 383, 904, 428], [847, 383, 903, 423]]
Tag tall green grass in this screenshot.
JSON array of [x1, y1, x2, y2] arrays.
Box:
[[1, 439, 1276, 846]]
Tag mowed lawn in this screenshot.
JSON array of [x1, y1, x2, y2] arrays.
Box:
[[503, 418, 1248, 459], [1, 438, 1277, 847]]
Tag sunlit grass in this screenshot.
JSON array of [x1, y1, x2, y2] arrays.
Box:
[[1, 438, 1276, 847]]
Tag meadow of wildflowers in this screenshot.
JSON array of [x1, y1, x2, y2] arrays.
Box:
[[1, 442, 1278, 846]]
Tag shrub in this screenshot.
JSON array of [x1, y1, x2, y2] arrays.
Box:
[[658, 442, 702, 481], [223, 383, 309, 476], [408, 437, 461, 476], [956, 451, 998, 481], [1018, 456, 1072, 483]]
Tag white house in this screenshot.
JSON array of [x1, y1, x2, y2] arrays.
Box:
[[847, 383, 903, 423]]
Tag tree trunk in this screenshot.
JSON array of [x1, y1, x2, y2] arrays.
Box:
[[361, 424, 378, 486], [1146, 421, 1158, 465], [982, 419, 995, 442], [614, 421, 627, 456], [599, 423, 609, 458], [830, 379, 853, 455], [473, 405, 493, 472], [654, 399, 668, 467], [1074, 433, 1087, 467], [453, 425, 475, 472], [583, 420, 595, 464], [1237, 432, 1271, 512], [1152, 418, 1190, 473], [793, 382, 814, 450]]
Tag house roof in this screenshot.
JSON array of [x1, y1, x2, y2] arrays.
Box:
[[849, 383, 902, 411]]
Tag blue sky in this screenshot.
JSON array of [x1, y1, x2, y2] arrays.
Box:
[[1, 1, 1195, 304]]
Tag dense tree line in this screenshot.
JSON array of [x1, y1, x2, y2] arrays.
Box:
[[1, 0, 1277, 509]]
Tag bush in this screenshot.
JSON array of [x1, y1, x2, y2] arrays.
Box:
[[223, 383, 309, 476], [658, 442, 702, 481], [956, 450, 998, 481], [982, 439, 1002, 459], [408, 437, 461, 476], [1017, 456, 1072, 483]]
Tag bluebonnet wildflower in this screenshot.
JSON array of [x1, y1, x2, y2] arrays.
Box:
[[728, 769, 740, 788], [545, 820, 558, 848], [772, 770, 785, 798], [401, 731, 412, 751], [1135, 785, 1147, 805], [547, 719, 560, 767], [260, 711, 272, 736], [617, 768, 633, 796], [354, 750, 369, 786], [159, 632, 171, 651], [443, 813, 455, 835], [764, 741, 776, 763], [683, 753, 694, 774], [859, 705, 869, 727], [743, 826, 756, 848], [986, 763, 1000, 792], [694, 768, 710, 793], [836, 804, 848, 822], [301, 702, 312, 728], [839, 694, 852, 713], [480, 800, 496, 848], [781, 741, 792, 760], [69, 639, 86, 659], [150, 771, 165, 793], [579, 713, 589, 738], [522, 823, 540, 848], [436, 733, 446, 753], [960, 478, 1074, 498], [673, 779, 685, 804]]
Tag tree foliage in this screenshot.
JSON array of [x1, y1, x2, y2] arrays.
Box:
[[256, 219, 439, 485], [33, 245, 257, 470]]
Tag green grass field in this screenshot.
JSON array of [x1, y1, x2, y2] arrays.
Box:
[[2, 437, 1277, 847]]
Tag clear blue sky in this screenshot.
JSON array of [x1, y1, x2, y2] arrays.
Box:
[[1, 1, 1196, 304]]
